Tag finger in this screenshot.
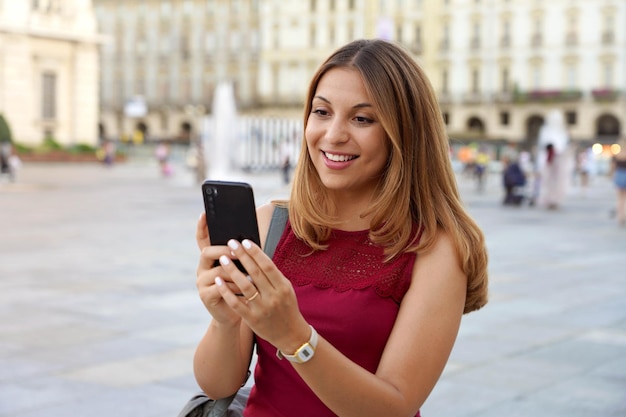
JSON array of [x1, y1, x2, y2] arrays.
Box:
[[198, 246, 231, 271], [214, 277, 254, 311], [239, 239, 282, 288], [218, 254, 259, 300], [196, 212, 211, 250], [225, 240, 274, 292]]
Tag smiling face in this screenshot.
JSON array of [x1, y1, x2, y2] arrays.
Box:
[[305, 67, 390, 201]]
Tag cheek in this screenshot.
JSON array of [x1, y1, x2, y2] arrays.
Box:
[[304, 125, 320, 151]]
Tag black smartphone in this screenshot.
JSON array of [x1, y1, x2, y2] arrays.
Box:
[[201, 180, 260, 273]]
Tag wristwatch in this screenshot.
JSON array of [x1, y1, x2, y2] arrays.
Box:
[[276, 325, 319, 363]]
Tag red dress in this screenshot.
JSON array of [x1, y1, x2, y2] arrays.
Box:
[[244, 222, 420, 417]]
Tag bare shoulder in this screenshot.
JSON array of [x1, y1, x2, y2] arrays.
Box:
[[417, 229, 461, 267], [408, 229, 466, 307]]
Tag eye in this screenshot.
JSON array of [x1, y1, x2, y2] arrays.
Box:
[[312, 109, 330, 117], [354, 116, 374, 124]]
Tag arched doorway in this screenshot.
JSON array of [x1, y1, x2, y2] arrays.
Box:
[[180, 121, 193, 144], [133, 121, 148, 144], [596, 113, 621, 143], [525, 115, 544, 151], [467, 116, 486, 135]]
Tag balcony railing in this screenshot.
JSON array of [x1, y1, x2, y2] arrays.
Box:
[[513, 89, 583, 103], [591, 88, 620, 102], [493, 92, 513, 103], [462, 92, 483, 104]]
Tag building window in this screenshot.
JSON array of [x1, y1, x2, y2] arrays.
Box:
[[501, 67, 509, 92], [501, 20, 511, 47], [604, 63, 613, 87], [42, 72, 57, 119], [441, 24, 450, 50], [471, 22, 481, 49], [500, 111, 510, 126], [442, 112, 450, 125], [566, 111, 577, 126], [532, 65, 541, 89], [567, 64, 576, 89], [531, 17, 542, 46], [471, 69, 479, 93]]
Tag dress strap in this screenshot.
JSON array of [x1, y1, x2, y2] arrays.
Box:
[[264, 205, 288, 258]]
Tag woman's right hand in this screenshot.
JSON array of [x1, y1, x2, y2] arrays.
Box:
[[195, 213, 243, 325]]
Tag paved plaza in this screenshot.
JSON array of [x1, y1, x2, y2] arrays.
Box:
[[0, 153, 625, 417]]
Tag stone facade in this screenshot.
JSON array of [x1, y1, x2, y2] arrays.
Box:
[[95, 0, 260, 143], [0, 0, 101, 146], [94, 0, 625, 148], [425, 0, 626, 148]]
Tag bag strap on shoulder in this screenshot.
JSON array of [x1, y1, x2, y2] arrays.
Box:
[[263, 206, 288, 258]]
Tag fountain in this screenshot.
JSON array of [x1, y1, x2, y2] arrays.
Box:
[[203, 81, 240, 181]]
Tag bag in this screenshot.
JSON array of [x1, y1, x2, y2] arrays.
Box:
[[178, 206, 288, 417], [176, 387, 250, 417]]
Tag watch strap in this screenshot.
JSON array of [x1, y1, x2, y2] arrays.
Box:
[[276, 325, 318, 363]]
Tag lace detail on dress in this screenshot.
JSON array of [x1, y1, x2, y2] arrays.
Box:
[[273, 223, 417, 304]]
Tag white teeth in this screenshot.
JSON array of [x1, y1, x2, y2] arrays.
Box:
[[324, 152, 356, 162]]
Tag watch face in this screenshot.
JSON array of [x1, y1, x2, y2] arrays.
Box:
[[297, 345, 315, 362]]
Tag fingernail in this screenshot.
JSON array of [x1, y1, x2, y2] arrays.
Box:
[[228, 240, 239, 250], [246, 275, 253, 282], [215, 277, 224, 286], [219, 255, 230, 265], [242, 240, 252, 249]]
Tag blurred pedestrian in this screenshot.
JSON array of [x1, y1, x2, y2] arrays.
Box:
[[279, 137, 293, 185], [0, 142, 19, 182], [575, 147, 594, 197], [474, 146, 490, 192], [536, 110, 571, 210], [155, 141, 173, 176], [101, 140, 116, 167], [608, 138, 626, 227], [502, 155, 527, 206]]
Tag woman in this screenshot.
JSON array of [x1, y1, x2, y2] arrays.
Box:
[[194, 39, 488, 416], [609, 139, 626, 226]]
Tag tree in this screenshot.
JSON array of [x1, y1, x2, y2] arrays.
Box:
[[0, 113, 12, 143]]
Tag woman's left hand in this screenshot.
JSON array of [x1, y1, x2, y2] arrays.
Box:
[[214, 238, 311, 353]]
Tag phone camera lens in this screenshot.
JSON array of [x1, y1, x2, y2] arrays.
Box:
[[206, 188, 213, 195]]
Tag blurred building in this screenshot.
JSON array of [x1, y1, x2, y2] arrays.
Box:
[[0, 0, 101, 146], [256, 0, 427, 111], [94, 0, 428, 141], [95, 0, 625, 149], [425, 0, 626, 150], [95, 0, 260, 143]]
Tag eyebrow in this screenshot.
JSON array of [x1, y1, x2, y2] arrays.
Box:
[[313, 95, 373, 109]]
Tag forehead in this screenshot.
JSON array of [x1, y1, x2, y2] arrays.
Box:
[[314, 67, 371, 100]]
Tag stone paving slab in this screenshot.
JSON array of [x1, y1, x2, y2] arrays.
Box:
[[1, 158, 625, 417]]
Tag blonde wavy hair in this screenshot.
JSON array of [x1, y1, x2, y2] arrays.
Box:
[[287, 39, 488, 313]]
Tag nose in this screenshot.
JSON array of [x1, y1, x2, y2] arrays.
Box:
[[325, 117, 349, 144]]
